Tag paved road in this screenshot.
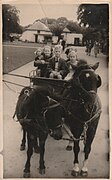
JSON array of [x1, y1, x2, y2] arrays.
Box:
[[3, 46, 109, 178]]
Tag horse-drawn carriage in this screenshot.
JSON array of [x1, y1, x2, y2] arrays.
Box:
[[12, 62, 102, 178]]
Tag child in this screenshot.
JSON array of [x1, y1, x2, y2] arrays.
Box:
[[47, 45, 69, 79], [65, 46, 73, 58], [43, 45, 53, 61], [64, 50, 78, 80], [34, 46, 53, 77], [34, 47, 44, 62], [41, 45, 53, 77], [34, 47, 44, 76]]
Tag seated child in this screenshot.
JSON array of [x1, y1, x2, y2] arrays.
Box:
[[34, 47, 44, 62], [65, 47, 78, 60], [65, 46, 73, 58], [41, 45, 53, 77], [34, 46, 53, 77], [43, 45, 53, 61], [64, 50, 78, 80], [47, 45, 69, 79], [34, 47, 44, 76]]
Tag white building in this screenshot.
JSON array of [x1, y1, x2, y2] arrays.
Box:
[[20, 21, 52, 43], [62, 27, 83, 46]]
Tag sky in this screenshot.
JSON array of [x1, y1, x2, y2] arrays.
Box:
[[13, 4, 79, 26]]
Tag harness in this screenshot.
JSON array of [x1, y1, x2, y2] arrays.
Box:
[[41, 95, 63, 135], [13, 67, 102, 144], [62, 68, 102, 144], [14, 88, 63, 136]]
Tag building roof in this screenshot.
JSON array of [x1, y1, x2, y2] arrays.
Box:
[[27, 20, 51, 32], [63, 27, 71, 33]]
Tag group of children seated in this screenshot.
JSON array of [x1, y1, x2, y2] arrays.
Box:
[[34, 44, 82, 81]]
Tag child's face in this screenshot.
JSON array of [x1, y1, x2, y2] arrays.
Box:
[[69, 54, 76, 64], [36, 49, 41, 56], [44, 48, 51, 57], [55, 49, 61, 58]]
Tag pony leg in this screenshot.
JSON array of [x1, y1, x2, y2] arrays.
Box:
[[33, 137, 40, 153], [23, 133, 34, 178], [39, 134, 47, 175], [81, 159, 88, 177], [20, 128, 26, 151], [80, 140, 91, 177], [71, 141, 80, 177], [81, 119, 99, 176]]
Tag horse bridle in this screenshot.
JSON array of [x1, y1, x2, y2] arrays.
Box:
[[74, 68, 95, 94]]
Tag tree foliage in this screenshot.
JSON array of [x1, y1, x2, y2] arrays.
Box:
[[39, 17, 57, 25], [67, 21, 83, 33], [77, 4, 109, 30], [2, 4, 23, 40], [38, 17, 84, 36], [77, 4, 109, 48]]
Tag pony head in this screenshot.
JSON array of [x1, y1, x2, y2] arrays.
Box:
[[72, 61, 102, 92], [15, 86, 63, 140]]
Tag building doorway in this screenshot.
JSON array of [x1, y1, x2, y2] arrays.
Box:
[[74, 38, 79, 45], [35, 35, 38, 43]]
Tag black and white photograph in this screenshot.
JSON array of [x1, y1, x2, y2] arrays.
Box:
[[1, 1, 110, 179]]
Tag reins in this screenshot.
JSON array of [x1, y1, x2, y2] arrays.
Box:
[[62, 123, 84, 142]]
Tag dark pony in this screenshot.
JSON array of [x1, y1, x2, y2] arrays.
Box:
[[15, 86, 63, 177], [15, 61, 102, 177], [58, 62, 102, 177]]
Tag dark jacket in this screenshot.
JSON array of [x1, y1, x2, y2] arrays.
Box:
[[47, 56, 69, 79], [34, 54, 52, 77], [34, 55, 44, 68]]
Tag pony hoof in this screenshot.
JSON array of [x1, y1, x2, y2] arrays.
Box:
[[34, 146, 40, 153], [80, 170, 88, 177], [66, 145, 72, 151], [71, 170, 80, 177], [23, 172, 30, 178], [39, 168, 45, 175], [20, 145, 25, 151]]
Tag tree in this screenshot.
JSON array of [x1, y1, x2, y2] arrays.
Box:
[[67, 21, 83, 33], [49, 23, 64, 36], [77, 4, 109, 52], [57, 17, 68, 26], [2, 4, 23, 40], [39, 18, 57, 25], [39, 17, 68, 37], [77, 4, 109, 30]]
